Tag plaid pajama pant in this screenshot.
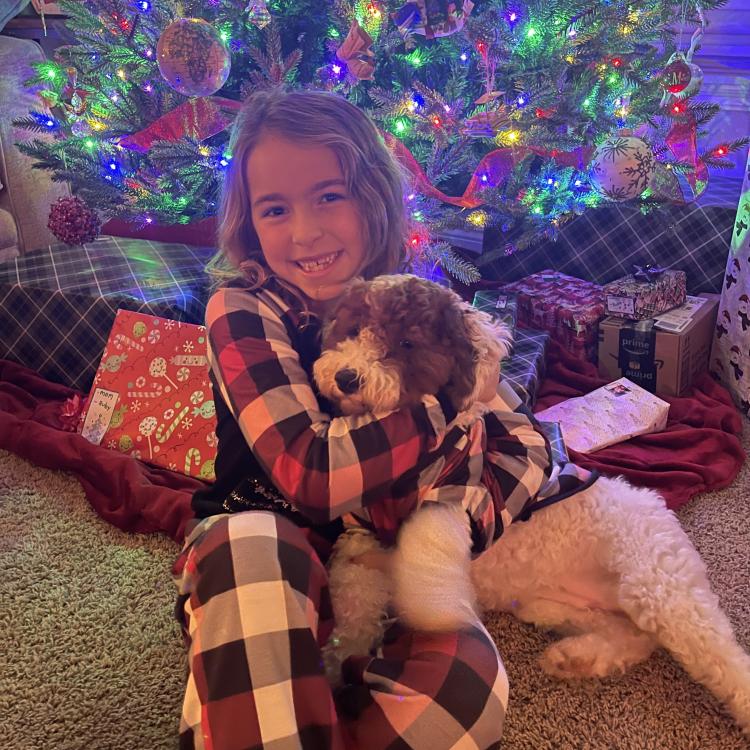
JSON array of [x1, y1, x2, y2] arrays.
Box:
[[173, 511, 508, 750]]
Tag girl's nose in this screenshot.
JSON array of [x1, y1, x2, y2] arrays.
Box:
[[291, 212, 324, 246]]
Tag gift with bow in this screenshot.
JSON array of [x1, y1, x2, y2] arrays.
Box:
[[632, 264, 667, 282], [603, 268, 687, 320]]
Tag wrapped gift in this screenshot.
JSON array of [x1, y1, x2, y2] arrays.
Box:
[[603, 267, 687, 320], [472, 290, 518, 333], [502, 328, 549, 407], [534, 377, 670, 453], [497, 270, 605, 363], [0, 236, 213, 391], [80, 310, 217, 481]]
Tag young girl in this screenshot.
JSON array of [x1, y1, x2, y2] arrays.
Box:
[[174, 88, 553, 750]]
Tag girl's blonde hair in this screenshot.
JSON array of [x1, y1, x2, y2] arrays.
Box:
[[209, 88, 408, 296]]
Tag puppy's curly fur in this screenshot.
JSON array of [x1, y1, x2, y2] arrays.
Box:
[[314, 276, 750, 737], [314, 274, 510, 417], [314, 275, 508, 682]]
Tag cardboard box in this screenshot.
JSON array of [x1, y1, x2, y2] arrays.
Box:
[[597, 294, 719, 396]]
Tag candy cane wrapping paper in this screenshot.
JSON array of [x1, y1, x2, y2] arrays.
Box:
[[81, 310, 217, 481]]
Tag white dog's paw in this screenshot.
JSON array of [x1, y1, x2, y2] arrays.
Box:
[[393, 503, 476, 631], [540, 634, 627, 679]]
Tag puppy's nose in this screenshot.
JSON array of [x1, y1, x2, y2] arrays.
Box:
[[335, 368, 360, 395]]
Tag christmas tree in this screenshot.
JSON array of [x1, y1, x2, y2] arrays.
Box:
[[15, 0, 748, 281]]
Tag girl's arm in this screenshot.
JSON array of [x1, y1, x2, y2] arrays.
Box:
[[481, 379, 553, 520], [206, 286, 462, 524]]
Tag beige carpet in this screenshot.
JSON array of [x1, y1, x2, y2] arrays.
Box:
[[1, 426, 749, 750]]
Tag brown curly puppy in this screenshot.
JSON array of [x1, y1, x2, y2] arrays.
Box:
[[313, 274, 512, 685], [314, 274, 511, 416]]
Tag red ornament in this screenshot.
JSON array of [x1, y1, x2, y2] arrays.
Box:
[[661, 56, 692, 94], [611, 57, 623, 68], [47, 196, 102, 246]]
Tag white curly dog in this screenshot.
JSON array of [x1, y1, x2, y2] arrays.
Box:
[[313, 274, 750, 734]]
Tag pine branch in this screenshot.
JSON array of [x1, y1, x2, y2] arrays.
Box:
[[245, 19, 304, 89], [700, 157, 733, 170], [9, 0, 738, 274], [699, 137, 750, 167], [424, 241, 481, 284], [12, 116, 56, 134], [688, 101, 720, 123]]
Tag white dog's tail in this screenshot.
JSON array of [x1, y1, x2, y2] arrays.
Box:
[[392, 502, 478, 632]]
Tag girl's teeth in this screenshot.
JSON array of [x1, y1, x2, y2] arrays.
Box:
[[298, 252, 338, 272]]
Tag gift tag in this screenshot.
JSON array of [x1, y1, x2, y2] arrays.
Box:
[[607, 295, 636, 317], [81, 388, 118, 444]]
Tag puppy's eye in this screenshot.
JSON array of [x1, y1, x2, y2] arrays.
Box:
[[347, 326, 360, 337], [399, 339, 413, 349]]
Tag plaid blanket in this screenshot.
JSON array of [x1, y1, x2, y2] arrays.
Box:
[[479, 203, 735, 294], [0, 237, 214, 391]]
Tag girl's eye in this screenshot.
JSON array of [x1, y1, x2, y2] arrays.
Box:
[[262, 206, 285, 218], [321, 192, 345, 204]]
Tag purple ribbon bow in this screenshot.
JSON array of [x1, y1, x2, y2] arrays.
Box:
[[633, 263, 666, 282]]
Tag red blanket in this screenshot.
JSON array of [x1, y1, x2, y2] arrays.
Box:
[[0, 351, 744, 545], [535, 342, 745, 509], [0, 360, 201, 543]]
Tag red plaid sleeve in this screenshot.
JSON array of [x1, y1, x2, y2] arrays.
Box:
[[206, 287, 462, 524], [481, 380, 553, 521]]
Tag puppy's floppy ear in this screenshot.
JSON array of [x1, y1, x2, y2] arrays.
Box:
[[321, 277, 369, 344], [327, 277, 368, 318], [442, 305, 479, 410], [444, 301, 513, 410]]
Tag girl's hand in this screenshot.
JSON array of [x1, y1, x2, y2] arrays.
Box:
[[477, 359, 502, 403]]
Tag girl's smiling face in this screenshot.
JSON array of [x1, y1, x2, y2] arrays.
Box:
[[247, 133, 368, 302]]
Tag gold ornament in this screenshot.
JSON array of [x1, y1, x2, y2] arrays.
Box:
[[157, 18, 231, 97]]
